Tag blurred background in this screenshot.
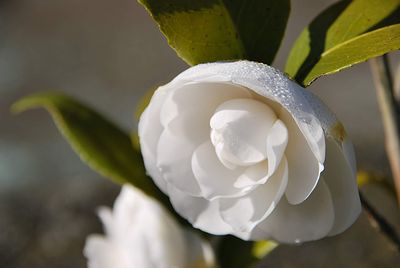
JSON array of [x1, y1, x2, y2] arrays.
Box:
[[0, 0, 399, 267]]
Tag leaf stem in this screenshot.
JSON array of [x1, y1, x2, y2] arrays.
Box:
[[360, 193, 400, 251], [369, 55, 400, 206]]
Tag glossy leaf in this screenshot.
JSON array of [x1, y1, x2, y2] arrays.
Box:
[[285, 0, 400, 85], [12, 92, 162, 199], [303, 24, 400, 85], [138, 0, 290, 65]]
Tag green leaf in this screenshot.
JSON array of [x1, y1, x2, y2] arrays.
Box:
[[252, 240, 278, 259], [285, 0, 400, 85], [138, 0, 290, 65], [12, 92, 161, 199], [132, 87, 157, 151], [216, 236, 277, 268], [304, 24, 400, 85]]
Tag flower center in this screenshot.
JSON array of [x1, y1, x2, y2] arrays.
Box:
[[210, 98, 278, 169]]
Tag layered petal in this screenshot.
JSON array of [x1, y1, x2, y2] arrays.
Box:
[[173, 61, 326, 164], [191, 141, 245, 199], [168, 185, 232, 235], [266, 119, 288, 176], [282, 109, 323, 205], [157, 128, 201, 196], [324, 138, 361, 236], [210, 98, 277, 166], [160, 82, 251, 144], [234, 160, 269, 188], [219, 157, 288, 234], [252, 179, 335, 243], [138, 86, 171, 193]]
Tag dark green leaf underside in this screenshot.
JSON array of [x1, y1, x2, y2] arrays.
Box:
[[138, 0, 290, 65]]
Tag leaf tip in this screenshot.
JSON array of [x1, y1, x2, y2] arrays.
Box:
[[10, 91, 65, 115], [10, 97, 34, 115]]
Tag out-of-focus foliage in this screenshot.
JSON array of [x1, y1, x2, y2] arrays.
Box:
[[252, 240, 278, 259], [286, 0, 400, 86], [12, 92, 162, 199], [216, 236, 277, 268], [138, 0, 290, 65], [216, 236, 258, 268]]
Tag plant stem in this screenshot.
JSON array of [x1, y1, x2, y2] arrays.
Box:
[[360, 193, 400, 251], [395, 62, 400, 106], [369, 56, 400, 205]]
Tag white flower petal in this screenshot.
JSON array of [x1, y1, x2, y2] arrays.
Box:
[[234, 160, 268, 188], [214, 142, 238, 170], [138, 60, 360, 243], [138, 87, 171, 193], [210, 98, 277, 166], [97, 207, 114, 236], [174, 61, 326, 163], [157, 128, 202, 196], [266, 119, 288, 176], [160, 82, 251, 142], [252, 179, 335, 243], [191, 141, 245, 199], [342, 137, 357, 176], [283, 109, 323, 205], [84, 235, 134, 268], [85, 185, 193, 268], [219, 157, 288, 234], [168, 185, 232, 235], [324, 138, 361, 236]]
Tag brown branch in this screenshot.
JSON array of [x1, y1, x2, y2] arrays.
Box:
[[369, 56, 400, 206], [360, 193, 400, 252]]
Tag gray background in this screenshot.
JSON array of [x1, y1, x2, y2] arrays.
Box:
[[0, 0, 399, 267]]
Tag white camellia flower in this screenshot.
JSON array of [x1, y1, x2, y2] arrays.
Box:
[[138, 60, 361, 243], [84, 185, 215, 268]]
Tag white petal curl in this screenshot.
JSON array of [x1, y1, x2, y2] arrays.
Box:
[[156, 128, 202, 196], [210, 98, 277, 166], [138, 86, 171, 193], [283, 109, 324, 205], [324, 138, 361, 236], [251, 179, 335, 243], [160, 82, 251, 143], [266, 119, 288, 176], [167, 185, 232, 235], [191, 141, 245, 200], [219, 157, 288, 234]]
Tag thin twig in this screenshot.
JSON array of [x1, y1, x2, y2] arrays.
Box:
[[360, 193, 400, 252], [369, 56, 400, 205], [395, 62, 400, 106]]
